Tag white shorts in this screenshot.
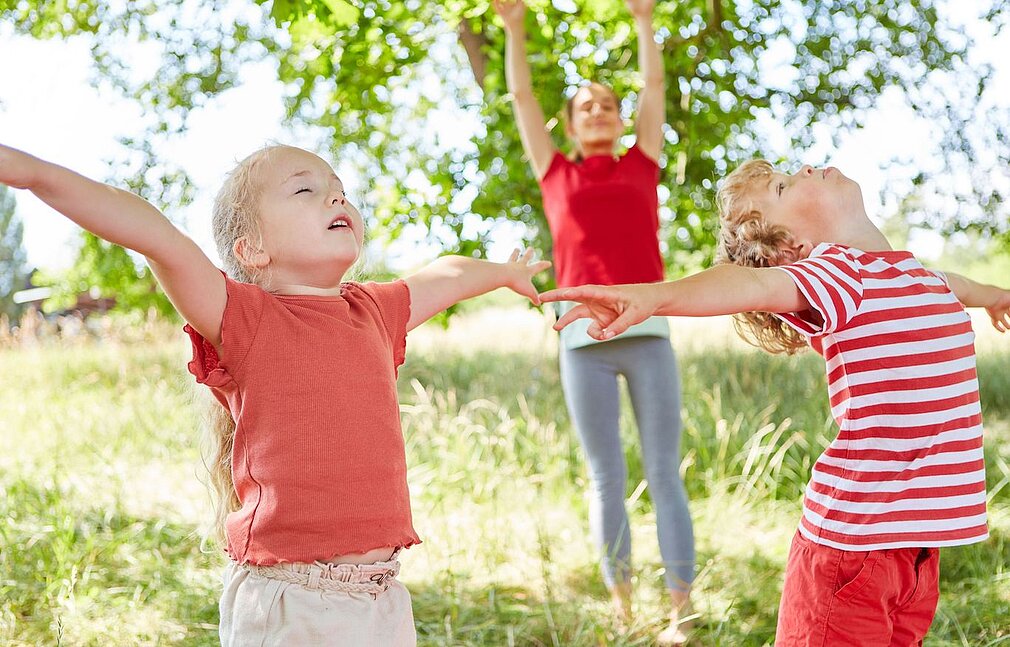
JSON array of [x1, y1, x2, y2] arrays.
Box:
[[219, 556, 416, 646]]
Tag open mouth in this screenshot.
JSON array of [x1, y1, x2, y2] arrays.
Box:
[[328, 216, 351, 231]]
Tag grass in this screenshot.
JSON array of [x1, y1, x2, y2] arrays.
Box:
[[1, 306, 1008, 646]]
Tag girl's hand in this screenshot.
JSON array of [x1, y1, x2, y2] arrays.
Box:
[[492, 0, 527, 31], [0, 143, 42, 190], [503, 247, 551, 304], [539, 283, 660, 340], [625, 0, 656, 19], [986, 289, 1010, 333]]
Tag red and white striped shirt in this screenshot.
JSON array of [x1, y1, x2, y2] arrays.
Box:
[[774, 243, 987, 551]]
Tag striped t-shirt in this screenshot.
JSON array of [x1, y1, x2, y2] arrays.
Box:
[[774, 243, 987, 551]]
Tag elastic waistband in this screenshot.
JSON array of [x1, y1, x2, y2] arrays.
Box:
[[244, 557, 401, 594]]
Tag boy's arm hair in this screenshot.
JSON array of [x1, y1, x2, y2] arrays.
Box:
[[494, 1, 558, 181], [0, 144, 226, 346], [541, 264, 809, 340], [942, 271, 1010, 332], [628, 0, 665, 162], [403, 249, 550, 331]]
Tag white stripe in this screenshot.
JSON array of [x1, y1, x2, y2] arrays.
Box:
[[809, 466, 986, 493], [803, 508, 988, 535], [831, 425, 983, 452], [859, 291, 960, 313], [816, 447, 984, 473], [803, 488, 987, 515], [830, 311, 970, 344], [797, 524, 988, 551], [807, 255, 863, 294], [862, 274, 947, 290], [827, 356, 977, 396], [787, 265, 847, 332], [828, 332, 976, 365], [841, 401, 981, 431]]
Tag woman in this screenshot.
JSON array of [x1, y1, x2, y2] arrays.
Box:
[[492, 1, 694, 643]]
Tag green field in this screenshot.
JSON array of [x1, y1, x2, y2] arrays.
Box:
[[1, 306, 1008, 646]]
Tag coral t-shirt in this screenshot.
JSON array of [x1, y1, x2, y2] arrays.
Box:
[[185, 275, 420, 565], [539, 144, 664, 288]]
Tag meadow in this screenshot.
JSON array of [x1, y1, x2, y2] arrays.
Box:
[[1, 303, 1008, 646]]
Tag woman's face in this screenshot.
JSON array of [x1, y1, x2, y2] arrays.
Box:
[[567, 84, 624, 151]]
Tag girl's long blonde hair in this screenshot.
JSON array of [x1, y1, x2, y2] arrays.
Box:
[[714, 159, 808, 355], [201, 145, 279, 546]]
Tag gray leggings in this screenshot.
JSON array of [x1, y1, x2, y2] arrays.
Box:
[[559, 335, 695, 592]]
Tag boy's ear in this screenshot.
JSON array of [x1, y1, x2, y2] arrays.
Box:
[[233, 236, 270, 270], [781, 238, 814, 264]]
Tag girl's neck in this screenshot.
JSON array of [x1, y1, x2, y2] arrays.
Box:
[[263, 269, 349, 297]]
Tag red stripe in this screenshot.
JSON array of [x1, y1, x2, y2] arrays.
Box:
[[813, 458, 985, 483], [822, 437, 983, 462], [843, 393, 981, 420], [804, 499, 986, 525], [834, 414, 983, 441], [807, 479, 986, 502], [826, 344, 976, 384]]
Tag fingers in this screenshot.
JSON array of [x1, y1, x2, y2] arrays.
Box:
[[539, 285, 608, 304], [598, 308, 642, 339], [991, 310, 1009, 333], [530, 260, 552, 274], [553, 304, 592, 330], [508, 248, 520, 263]]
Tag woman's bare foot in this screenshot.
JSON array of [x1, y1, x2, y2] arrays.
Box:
[[657, 589, 693, 646], [610, 582, 633, 625]]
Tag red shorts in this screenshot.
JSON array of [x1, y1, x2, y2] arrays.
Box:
[[775, 530, 940, 647]]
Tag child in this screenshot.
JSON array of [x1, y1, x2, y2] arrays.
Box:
[[493, 1, 695, 640], [541, 160, 1010, 646], [0, 142, 550, 646]]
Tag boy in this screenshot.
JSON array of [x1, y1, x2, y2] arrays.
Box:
[[540, 160, 1010, 646]]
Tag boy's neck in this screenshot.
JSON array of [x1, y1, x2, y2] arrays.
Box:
[[827, 212, 894, 253]]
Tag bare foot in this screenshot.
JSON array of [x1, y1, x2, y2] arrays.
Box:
[[657, 621, 689, 646], [610, 582, 633, 625], [657, 589, 693, 645]]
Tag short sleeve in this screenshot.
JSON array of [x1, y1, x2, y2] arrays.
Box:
[[623, 143, 660, 171], [353, 280, 411, 368], [184, 274, 266, 387], [772, 244, 864, 336], [539, 151, 570, 187]]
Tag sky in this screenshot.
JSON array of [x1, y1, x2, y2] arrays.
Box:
[[0, 3, 1007, 276]]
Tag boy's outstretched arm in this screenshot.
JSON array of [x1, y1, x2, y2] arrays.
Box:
[[943, 271, 1010, 332], [540, 264, 809, 340], [0, 144, 226, 346], [403, 249, 551, 331]]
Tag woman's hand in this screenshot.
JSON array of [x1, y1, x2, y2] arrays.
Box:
[[625, 0, 656, 19], [492, 0, 527, 32]]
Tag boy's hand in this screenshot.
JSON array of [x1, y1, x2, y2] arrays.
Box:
[[539, 283, 659, 340], [492, 0, 527, 31], [986, 289, 1010, 333], [502, 248, 551, 304], [0, 144, 41, 190], [625, 0, 656, 19]]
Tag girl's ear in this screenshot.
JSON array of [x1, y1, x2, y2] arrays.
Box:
[[233, 236, 270, 270]]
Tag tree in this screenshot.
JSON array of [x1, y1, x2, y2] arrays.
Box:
[[4, 0, 1007, 296], [0, 186, 29, 321]]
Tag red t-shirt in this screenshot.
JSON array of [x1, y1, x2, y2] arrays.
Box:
[[539, 145, 664, 287], [185, 275, 421, 565]]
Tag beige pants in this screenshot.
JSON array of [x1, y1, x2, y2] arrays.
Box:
[[219, 556, 416, 646]]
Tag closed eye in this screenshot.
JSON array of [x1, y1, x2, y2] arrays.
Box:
[[295, 187, 312, 195], [777, 181, 785, 197]]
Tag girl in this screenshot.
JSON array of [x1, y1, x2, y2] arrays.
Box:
[[542, 160, 1010, 646], [492, 0, 694, 642], [0, 142, 550, 646]]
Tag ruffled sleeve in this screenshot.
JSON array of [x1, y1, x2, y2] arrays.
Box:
[[183, 274, 266, 388]]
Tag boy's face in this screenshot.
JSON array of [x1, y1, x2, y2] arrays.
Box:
[[755, 164, 864, 251]]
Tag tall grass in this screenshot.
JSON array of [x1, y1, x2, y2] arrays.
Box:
[[1, 306, 1008, 645]]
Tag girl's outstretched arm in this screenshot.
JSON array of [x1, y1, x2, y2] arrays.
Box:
[[540, 264, 808, 340], [492, 0, 558, 180], [627, 0, 665, 162], [403, 248, 550, 331], [0, 144, 226, 346], [943, 271, 1010, 332]]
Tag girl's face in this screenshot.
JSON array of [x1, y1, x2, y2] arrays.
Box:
[[248, 146, 365, 287], [567, 84, 624, 151]]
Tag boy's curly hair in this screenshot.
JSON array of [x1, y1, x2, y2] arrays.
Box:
[[715, 160, 808, 355]]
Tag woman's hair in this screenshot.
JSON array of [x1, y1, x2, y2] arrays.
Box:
[[563, 82, 622, 163], [714, 159, 808, 355], [201, 145, 279, 545]]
